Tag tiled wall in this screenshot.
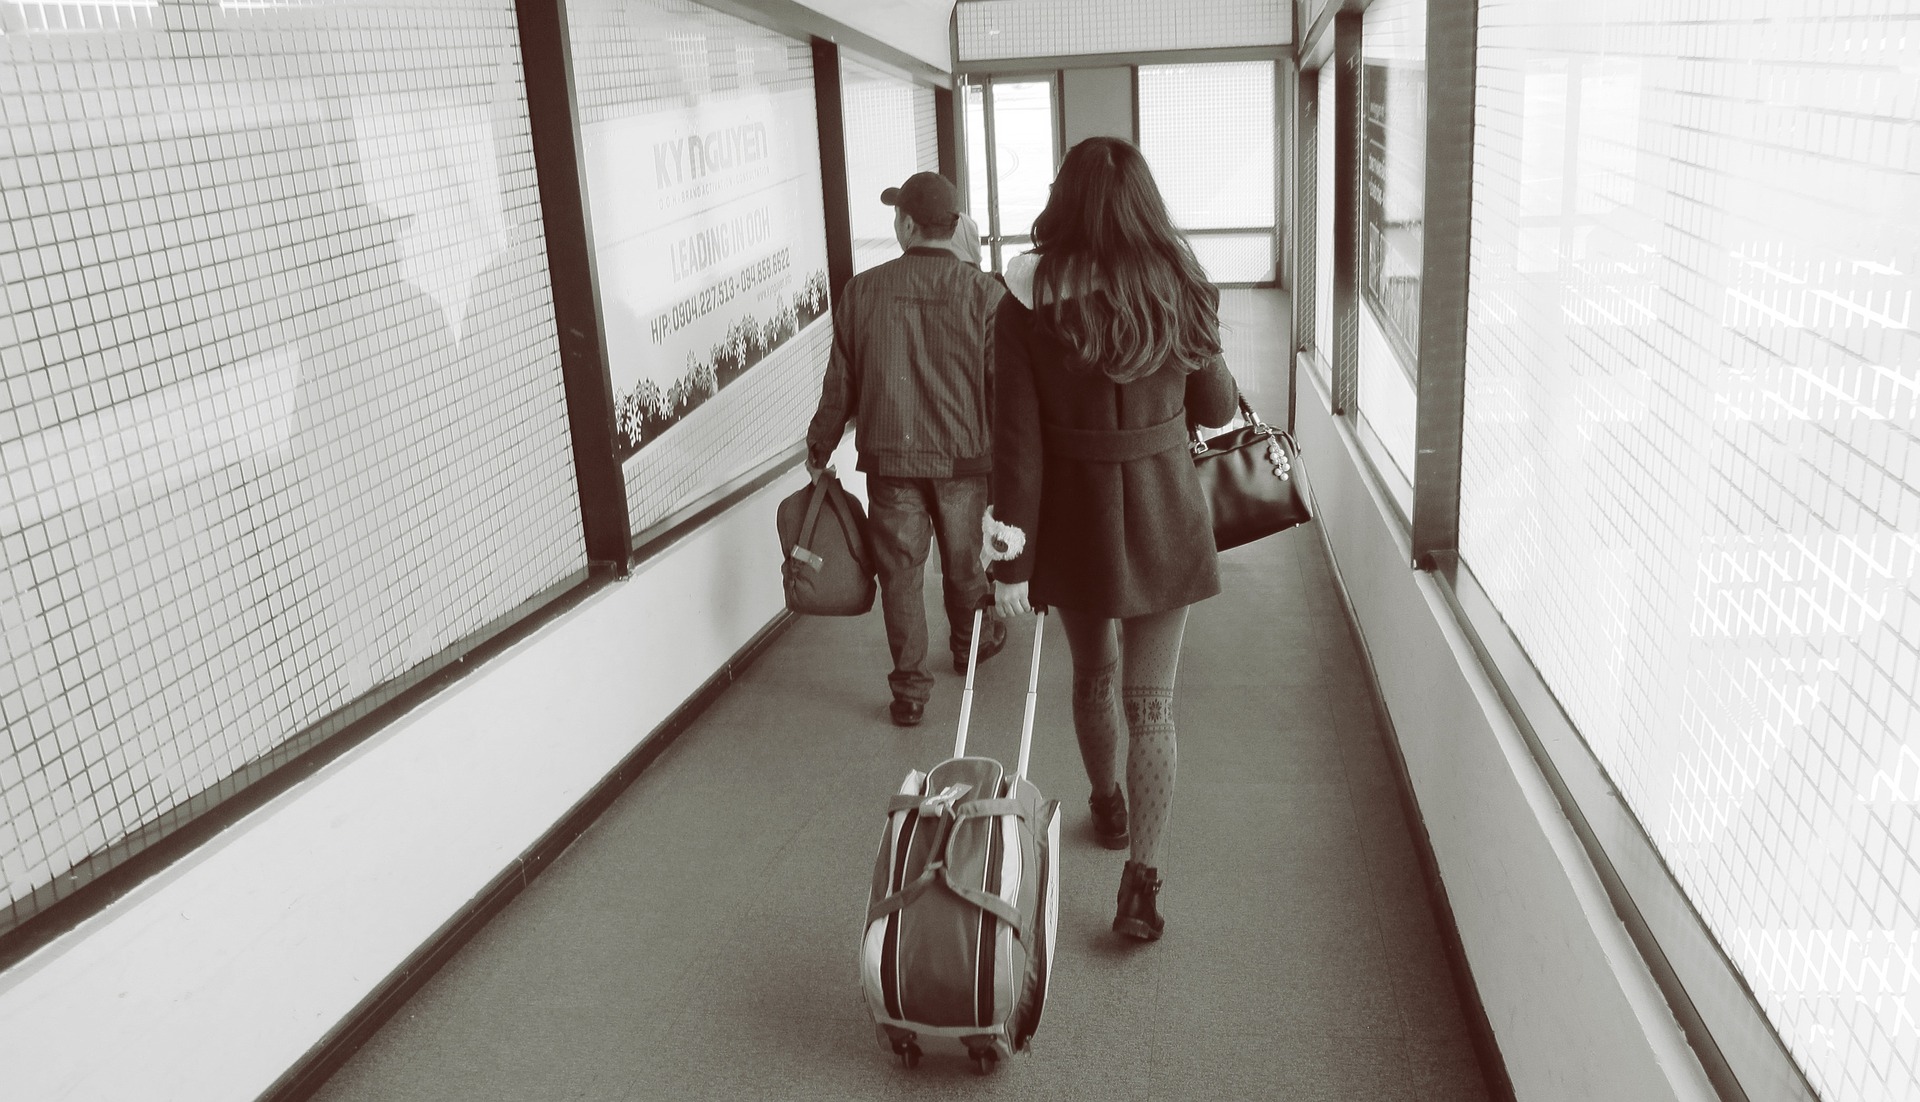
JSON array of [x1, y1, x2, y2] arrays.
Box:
[[956, 0, 1289, 62], [1460, 2, 1920, 1098], [841, 56, 939, 276], [0, 0, 586, 931], [563, 0, 834, 536]]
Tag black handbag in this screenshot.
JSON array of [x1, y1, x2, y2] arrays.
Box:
[[1191, 395, 1312, 551]]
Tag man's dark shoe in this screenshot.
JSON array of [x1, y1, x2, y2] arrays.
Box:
[[890, 698, 926, 727], [1113, 859, 1165, 941], [953, 619, 1008, 675], [1089, 783, 1129, 850]]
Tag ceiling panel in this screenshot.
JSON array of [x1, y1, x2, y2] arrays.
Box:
[[796, 0, 955, 72]]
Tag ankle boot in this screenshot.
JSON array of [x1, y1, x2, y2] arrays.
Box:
[[1088, 783, 1129, 850], [1113, 859, 1165, 941]]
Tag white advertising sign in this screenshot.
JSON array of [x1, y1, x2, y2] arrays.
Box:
[[583, 84, 831, 460]]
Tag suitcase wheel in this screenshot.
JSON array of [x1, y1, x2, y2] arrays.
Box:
[[887, 1032, 921, 1069], [965, 1041, 999, 1075]]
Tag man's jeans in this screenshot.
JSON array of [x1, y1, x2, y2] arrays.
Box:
[[865, 474, 998, 704]]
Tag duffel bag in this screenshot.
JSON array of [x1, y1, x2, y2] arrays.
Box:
[[862, 759, 1059, 1070], [776, 467, 877, 616]]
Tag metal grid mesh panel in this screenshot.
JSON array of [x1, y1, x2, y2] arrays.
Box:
[[1138, 62, 1276, 230], [1460, 4, 1920, 1098], [1295, 73, 1318, 360], [0, 0, 156, 32], [957, 0, 1288, 62], [0, 0, 586, 929], [561, 0, 833, 536], [1138, 62, 1276, 285], [843, 57, 939, 276]]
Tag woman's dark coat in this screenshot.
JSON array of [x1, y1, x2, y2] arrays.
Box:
[[988, 279, 1238, 619]]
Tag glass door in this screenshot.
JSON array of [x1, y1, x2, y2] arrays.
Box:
[[960, 75, 1060, 273]]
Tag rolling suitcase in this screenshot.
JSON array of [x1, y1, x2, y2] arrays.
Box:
[[859, 604, 1062, 1074]]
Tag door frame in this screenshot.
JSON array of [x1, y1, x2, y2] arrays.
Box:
[[957, 70, 1064, 272]]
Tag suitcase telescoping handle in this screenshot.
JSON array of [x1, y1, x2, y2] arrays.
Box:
[[952, 598, 1047, 780]]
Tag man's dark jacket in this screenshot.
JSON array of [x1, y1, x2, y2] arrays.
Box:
[[806, 247, 1007, 477]]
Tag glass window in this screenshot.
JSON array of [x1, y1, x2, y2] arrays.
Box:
[[573, 3, 833, 532], [1312, 62, 1335, 389], [990, 79, 1057, 250], [0, 0, 586, 937], [1354, 0, 1427, 499], [1459, 5, 1920, 1099], [964, 81, 990, 230], [1139, 61, 1276, 284], [959, 75, 1058, 272], [842, 57, 939, 275], [1191, 234, 1277, 285]]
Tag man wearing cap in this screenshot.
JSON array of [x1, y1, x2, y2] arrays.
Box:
[[805, 171, 1008, 728]]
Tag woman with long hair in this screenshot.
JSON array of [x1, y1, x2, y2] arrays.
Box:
[[984, 136, 1237, 941]]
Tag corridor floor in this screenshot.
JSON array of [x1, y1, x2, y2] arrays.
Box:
[[310, 538, 1497, 1100]]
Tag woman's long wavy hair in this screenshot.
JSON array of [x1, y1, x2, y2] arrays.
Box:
[[1029, 136, 1221, 383]]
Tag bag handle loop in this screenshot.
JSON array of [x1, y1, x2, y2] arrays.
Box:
[[790, 466, 872, 575]]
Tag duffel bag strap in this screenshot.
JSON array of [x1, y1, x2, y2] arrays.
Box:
[[866, 866, 941, 926], [886, 783, 972, 817], [865, 864, 1031, 944], [939, 876, 1032, 943], [789, 467, 832, 572], [821, 474, 873, 575], [951, 797, 1026, 821]]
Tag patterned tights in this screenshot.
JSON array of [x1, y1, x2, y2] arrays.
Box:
[[1060, 605, 1190, 869]]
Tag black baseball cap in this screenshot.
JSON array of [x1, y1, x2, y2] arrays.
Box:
[[881, 172, 959, 228]]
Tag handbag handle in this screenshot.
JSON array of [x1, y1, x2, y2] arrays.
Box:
[[1235, 394, 1271, 432], [1191, 392, 1280, 453]]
